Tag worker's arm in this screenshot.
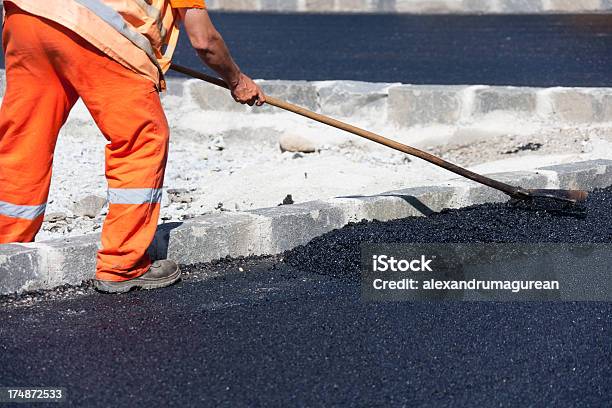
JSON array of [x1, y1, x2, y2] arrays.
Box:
[[177, 8, 265, 106]]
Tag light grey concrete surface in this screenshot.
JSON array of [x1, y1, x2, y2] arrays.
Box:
[[0, 245, 42, 295], [1, 159, 610, 295], [176, 77, 612, 129], [1, 71, 611, 129], [539, 88, 612, 124], [455, 171, 552, 206], [257, 81, 320, 113], [201, 0, 611, 13], [471, 87, 537, 118], [0, 0, 608, 16], [248, 200, 347, 253], [162, 212, 266, 265], [32, 235, 101, 288], [316, 81, 396, 118], [388, 85, 468, 127], [541, 159, 612, 189]]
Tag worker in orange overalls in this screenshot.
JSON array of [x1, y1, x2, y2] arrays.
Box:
[[0, 0, 265, 293]]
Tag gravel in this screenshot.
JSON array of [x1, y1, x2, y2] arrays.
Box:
[[33, 94, 612, 241]]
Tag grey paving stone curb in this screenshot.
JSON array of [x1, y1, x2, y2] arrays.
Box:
[[1, 1, 608, 14], [177, 78, 612, 128], [2, 72, 612, 128], [388, 85, 612, 127], [202, 0, 611, 13], [1, 159, 610, 295]]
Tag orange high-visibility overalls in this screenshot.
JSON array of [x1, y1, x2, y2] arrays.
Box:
[[0, 0, 205, 281]]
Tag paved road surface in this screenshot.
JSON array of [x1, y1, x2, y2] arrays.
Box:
[[1, 188, 610, 407], [1, 13, 612, 86], [172, 13, 612, 86]]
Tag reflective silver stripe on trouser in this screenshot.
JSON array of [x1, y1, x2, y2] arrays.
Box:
[[108, 188, 163, 205], [0, 200, 46, 220], [75, 0, 161, 70]]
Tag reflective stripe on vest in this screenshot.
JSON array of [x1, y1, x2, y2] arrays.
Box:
[[108, 188, 163, 205], [75, 0, 160, 70], [4, 0, 192, 89], [0, 201, 46, 220]]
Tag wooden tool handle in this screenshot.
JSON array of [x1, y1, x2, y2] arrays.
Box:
[[170, 64, 525, 199]]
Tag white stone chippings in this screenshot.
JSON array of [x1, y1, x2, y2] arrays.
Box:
[[0, 71, 611, 243]]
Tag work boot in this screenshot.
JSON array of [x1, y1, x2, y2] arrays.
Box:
[[94, 260, 181, 294]]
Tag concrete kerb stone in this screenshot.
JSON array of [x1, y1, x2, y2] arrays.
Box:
[[0, 244, 43, 295], [163, 212, 268, 265], [98, 74, 612, 130], [260, 0, 301, 12], [542, 0, 604, 13], [202, 0, 610, 13], [0, 1, 611, 19], [470, 86, 538, 118], [536, 87, 612, 124], [499, 0, 544, 12], [185, 79, 247, 113], [30, 234, 101, 288], [1, 159, 611, 295], [247, 200, 347, 253], [327, 193, 436, 224], [388, 85, 470, 127], [540, 159, 612, 190], [0, 235, 100, 295], [163, 77, 188, 98], [460, 170, 552, 205], [395, 0, 466, 13], [255, 80, 320, 113], [315, 80, 398, 118], [182, 78, 320, 114]]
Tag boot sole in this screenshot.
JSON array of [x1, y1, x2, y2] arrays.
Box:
[[94, 264, 181, 294]]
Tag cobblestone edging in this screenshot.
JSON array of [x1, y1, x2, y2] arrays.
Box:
[[180, 78, 612, 128], [0, 1, 610, 13], [1, 159, 610, 295], [2, 72, 612, 128], [204, 0, 611, 13]]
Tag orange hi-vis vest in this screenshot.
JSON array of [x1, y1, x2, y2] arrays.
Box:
[[4, 0, 206, 90]]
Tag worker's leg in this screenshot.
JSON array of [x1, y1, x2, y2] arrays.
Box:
[[94, 85, 169, 282], [57, 40, 169, 282], [94, 82, 169, 282], [0, 7, 78, 243]]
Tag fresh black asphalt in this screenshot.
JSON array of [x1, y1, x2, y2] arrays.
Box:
[[0, 188, 610, 407], [2, 14, 612, 87], [170, 13, 612, 87]]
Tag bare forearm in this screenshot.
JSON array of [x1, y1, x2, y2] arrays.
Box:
[[181, 9, 241, 86], [194, 31, 241, 87], [179, 8, 265, 106]]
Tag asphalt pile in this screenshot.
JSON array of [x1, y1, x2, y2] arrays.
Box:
[[284, 187, 612, 280], [2, 187, 610, 307]]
